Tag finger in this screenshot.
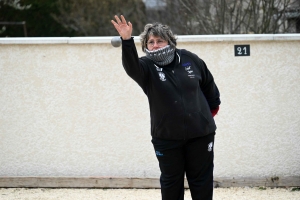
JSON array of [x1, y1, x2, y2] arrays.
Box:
[[128, 21, 133, 30], [111, 20, 117, 26], [120, 15, 127, 24], [111, 20, 122, 34], [114, 15, 121, 24], [111, 20, 119, 29]]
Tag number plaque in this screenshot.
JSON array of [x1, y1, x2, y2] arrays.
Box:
[[234, 45, 250, 56]]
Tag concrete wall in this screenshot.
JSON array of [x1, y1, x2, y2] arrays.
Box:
[[0, 35, 300, 182]]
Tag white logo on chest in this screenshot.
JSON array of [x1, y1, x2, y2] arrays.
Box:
[[155, 65, 166, 81], [185, 66, 195, 78], [158, 72, 166, 81]]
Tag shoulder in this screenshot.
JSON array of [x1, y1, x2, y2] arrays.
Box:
[[140, 56, 152, 66], [177, 49, 204, 64], [140, 56, 149, 62]]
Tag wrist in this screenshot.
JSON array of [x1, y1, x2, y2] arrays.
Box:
[[121, 36, 132, 40]]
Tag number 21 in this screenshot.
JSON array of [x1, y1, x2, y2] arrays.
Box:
[[237, 47, 247, 55]]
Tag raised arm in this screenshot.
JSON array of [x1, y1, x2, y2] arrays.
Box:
[[111, 15, 149, 92]]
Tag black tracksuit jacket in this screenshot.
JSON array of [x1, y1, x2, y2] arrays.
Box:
[[122, 38, 221, 140]]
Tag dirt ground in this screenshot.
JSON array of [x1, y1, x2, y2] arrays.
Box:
[[0, 187, 300, 200]]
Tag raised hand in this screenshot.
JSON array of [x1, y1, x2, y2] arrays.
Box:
[[111, 15, 132, 40]]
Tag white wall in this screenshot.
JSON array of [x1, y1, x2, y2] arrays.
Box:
[[0, 35, 300, 179]]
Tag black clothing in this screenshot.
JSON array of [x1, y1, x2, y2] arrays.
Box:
[[121, 37, 220, 200], [152, 133, 215, 200], [122, 38, 220, 140]]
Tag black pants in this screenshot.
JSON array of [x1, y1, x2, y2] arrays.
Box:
[[152, 133, 215, 200]]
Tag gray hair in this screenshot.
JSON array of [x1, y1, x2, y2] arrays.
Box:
[[140, 23, 177, 52]]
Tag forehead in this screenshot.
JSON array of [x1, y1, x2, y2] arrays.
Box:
[[147, 35, 163, 41]]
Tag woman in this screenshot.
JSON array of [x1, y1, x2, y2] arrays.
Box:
[[111, 15, 220, 200]]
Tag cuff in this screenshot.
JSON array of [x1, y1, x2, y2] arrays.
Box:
[[211, 106, 219, 117]]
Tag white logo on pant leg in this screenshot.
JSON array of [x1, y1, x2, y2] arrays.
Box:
[[208, 142, 213, 152]]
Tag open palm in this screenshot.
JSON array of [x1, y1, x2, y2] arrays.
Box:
[[111, 15, 132, 40]]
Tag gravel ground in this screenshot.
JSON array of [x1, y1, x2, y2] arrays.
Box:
[[0, 187, 300, 200]]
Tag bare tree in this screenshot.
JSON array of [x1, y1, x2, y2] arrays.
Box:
[[245, 0, 293, 33], [0, 0, 31, 10], [0, 0, 31, 35], [53, 0, 146, 36], [285, 0, 300, 32], [142, 0, 189, 34], [146, 0, 298, 34]]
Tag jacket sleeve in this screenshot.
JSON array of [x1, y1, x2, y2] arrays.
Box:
[[122, 37, 149, 91], [198, 58, 221, 110]]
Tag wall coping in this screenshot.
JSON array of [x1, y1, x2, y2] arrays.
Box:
[[0, 34, 300, 44]]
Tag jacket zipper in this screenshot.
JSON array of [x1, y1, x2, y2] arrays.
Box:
[[172, 57, 187, 140]]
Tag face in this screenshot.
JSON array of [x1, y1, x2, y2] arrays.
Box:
[[147, 35, 168, 51]]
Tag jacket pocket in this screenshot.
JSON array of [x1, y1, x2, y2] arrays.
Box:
[[154, 113, 185, 139], [185, 111, 211, 137]]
